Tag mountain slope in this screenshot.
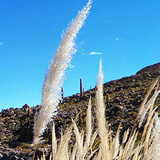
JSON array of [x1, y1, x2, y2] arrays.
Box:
[[0, 62, 159, 159]]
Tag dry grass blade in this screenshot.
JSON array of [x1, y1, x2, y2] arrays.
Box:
[[138, 76, 159, 127], [111, 123, 121, 159], [96, 60, 110, 160], [94, 147, 102, 160], [73, 120, 84, 159], [55, 126, 73, 160], [132, 145, 142, 160], [139, 85, 160, 128], [119, 130, 138, 159], [141, 105, 158, 141], [86, 148, 98, 160], [122, 128, 130, 144], [70, 142, 77, 160], [143, 116, 155, 155], [52, 122, 57, 157], [89, 130, 98, 150], [138, 76, 159, 115], [82, 97, 92, 159]]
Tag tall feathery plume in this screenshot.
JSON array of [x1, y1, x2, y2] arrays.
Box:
[[33, 0, 92, 146], [96, 59, 110, 160]]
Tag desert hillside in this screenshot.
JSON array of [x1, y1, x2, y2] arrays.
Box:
[[0, 62, 160, 159]]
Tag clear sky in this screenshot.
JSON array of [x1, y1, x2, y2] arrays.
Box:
[[0, 0, 160, 111]]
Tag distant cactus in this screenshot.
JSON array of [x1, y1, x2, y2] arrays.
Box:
[[78, 108, 83, 126], [106, 93, 110, 106], [28, 107, 31, 126], [80, 78, 83, 96], [61, 87, 64, 99]]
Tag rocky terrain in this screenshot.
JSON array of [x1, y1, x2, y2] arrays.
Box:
[[0, 62, 160, 160]]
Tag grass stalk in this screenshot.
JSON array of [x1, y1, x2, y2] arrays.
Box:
[[96, 59, 110, 160], [33, 0, 92, 146]]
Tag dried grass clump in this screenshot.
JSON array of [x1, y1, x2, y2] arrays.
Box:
[[35, 63, 159, 160]]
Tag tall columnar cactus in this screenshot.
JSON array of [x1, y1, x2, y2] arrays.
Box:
[[106, 93, 110, 106], [80, 78, 83, 96], [61, 87, 64, 100]]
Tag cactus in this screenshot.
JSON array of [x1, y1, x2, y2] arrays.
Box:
[[61, 87, 64, 99], [79, 108, 83, 126], [106, 93, 110, 106], [80, 78, 83, 96], [28, 108, 31, 126]]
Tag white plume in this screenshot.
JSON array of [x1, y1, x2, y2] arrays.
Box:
[[33, 0, 92, 145], [96, 59, 110, 160]]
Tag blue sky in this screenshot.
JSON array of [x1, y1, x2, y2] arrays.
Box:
[[0, 0, 160, 110]]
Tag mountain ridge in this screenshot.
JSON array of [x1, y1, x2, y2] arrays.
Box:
[[136, 62, 160, 75]]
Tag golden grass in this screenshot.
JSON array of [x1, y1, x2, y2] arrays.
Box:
[[34, 63, 159, 160]]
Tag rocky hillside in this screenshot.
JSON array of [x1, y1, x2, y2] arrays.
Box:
[[0, 62, 160, 160]]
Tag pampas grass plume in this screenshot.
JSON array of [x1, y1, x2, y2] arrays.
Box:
[[96, 59, 110, 160], [33, 0, 92, 147]]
